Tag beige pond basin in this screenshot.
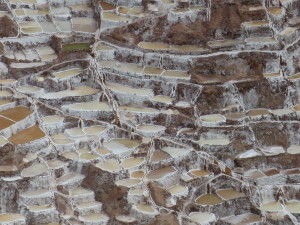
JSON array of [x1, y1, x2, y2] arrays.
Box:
[[167, 184, 187, 195], [80, 153, 98, 160], [99, 1, 116, 10], [0, 214, 25, 223], [131, 170, 145, 178], [200, 114, 226, 122], [247, 108, 270, 117], [61, 150, 76, 160], [208, 39, 244, 47], [195, 194, 223, 205], [96, 42, 113, 51], [246, 37, 278, 43], [95, 147, 111, 155], [287, 145, 300, 154], [79, 213, 109, 222], [42, 115, 64, 124], [260, 201, 283, 212], [17, 85, 42, 95], [138, 42, 169, 50], [0, 116, 14, 131], [9, 125, 45, 145], [116, 215, 137, 223], [150, 150, 172, 162], [222, 213, 261, 225], [261, 146, 285, 156], [189, 169, 212, 177], [129, 188, 144, 195], [244, 169, 266, 179], [285, 200, 300, 213], [169, 44, 208, 53], [243, 20, 269, 27], [47, 159, 65, 169], [64, 101, 111, 112], [263, 168, 280, 176], [96, 159, 121, 172], [237, 149, 262, 159], [83, 125, 106, 135], [107, 83, 153, 96], [0, 79, 16, 84], [134, 203, 156, 214], [225, 112, 246, 120], [66, 128, 85, 137], [72, 17, 98, 33], [189, 212, 215, 224], [42, 86, 98, 99], [28, 204, 54, 212], [136, 124, 166, 134], [161, 146, 191, 158], [119, 106, 159, 114], [198, 138, 230, 146], [162, 70, 190, 79], [146, 166, 176, 180], [51, 133, 74, 145], [280, 27, 296, 36], [102, 12, 132, 22], [21, 163, 47, 178], [150, 95, 172, 104], [0, 136, 8, 147], [0, 90, 12, 98], [53, 68, 82, 79], [0, 106, 32, 122], [121, 157, 144, 169], [271, 108, 294, 115], [268, 7, 282, 15], [115, 62, 144, 74], [103, 138, 140, 154], [115, 179, 141, 187], [216, 189, 246, 200]]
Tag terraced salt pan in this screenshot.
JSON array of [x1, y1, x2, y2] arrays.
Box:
[[225, 112, 245, 120], [285, 200, 300, 213], [222, 213, 261, 225], [216, 189, 246, 200], [121, 157, 144, 169], [107, 83, 153, 96], [260, 201, 283, 212], [95, 147, 110, 155], [42, 115, 64, 124], [80, 213, 109, 222], [80, 153, 98, 160], [146, 166, 177, 180], [0, 100, 13, 107], [260, 146, 285, 156], [0, 136, 8, 146], [119, 106, 159, 114], [0, 79, 16, 84], [136, 125, 166, 133], [263, 73, 281, 78], [83, 125, 106, 135], [271, 109, 294, 115], [138, 42, 169, 50], [102, 12, 132, 22], [200, 114, 226, 122], [237, 149, 262, 159], [131, 171, 145, 178], [96, 159, 121, 172], [167, 185, 187, 195], [150, 95, 172, 104], [208, 39, 244, 47], [196, 194, 223, 205], [71, 4, 93, 12], [246, 37, 278, 43], [53, 68, 83, 79], [64, 101, 111, 111], [116, 215, 137, 223], [134, 203, 156, 213], [161, 70, 190, 79], [47, 159, 65, 169], [66, 128, 85, 137], [115, 179, 141, 187], [247, 108, 270, 116], [55, 20, 72, 32], [161, 146, 191, 158], [189, 212, 215, 224], [287, 145, 300, 154], [198, 138, 230, 146], [245, 169, 266, 179], [42, 86, 98, 99], [144, 67, 164, 75], [0, 91, 13, 98], [0, 214, 25, 223], [115, 62, 144, 74], [0, 106, 32, 122], [242, 20, 269, 26], [72, 17, 98, 33], [51, 133, 74, 145], [21, 163, 47, 178], [9, 125, 45, 145], [189, 169, 212, 177], [20, 189, 51, 198], [150, 150, 172, 162], [103, 138, 140, 154], [99, 2, 116, 10], [17, 85, 43, 95]]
